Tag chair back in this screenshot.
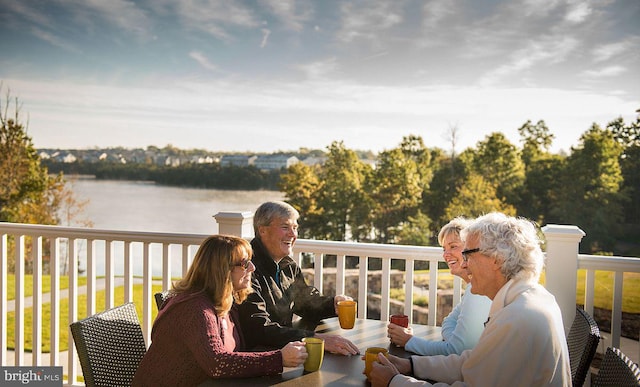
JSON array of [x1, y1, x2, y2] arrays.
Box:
[[593, 347, 640, 387], [567, 307, 600, 386], [70, 303, 147, 387], [154, 290, 173, 310]]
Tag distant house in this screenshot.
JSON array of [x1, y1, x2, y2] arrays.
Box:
[[301, 156, 327, 167], [220, 155, 257, 167], [254, 155, 299, 170]]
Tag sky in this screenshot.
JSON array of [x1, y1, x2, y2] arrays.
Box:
[[0, 0, 638, 155]]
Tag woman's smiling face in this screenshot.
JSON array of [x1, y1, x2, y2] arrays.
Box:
[[442, 233, 468, 280]]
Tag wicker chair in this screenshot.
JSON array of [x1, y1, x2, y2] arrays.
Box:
[[592, 347, 640, 386], [70, 303, 147, 387], [567, 307, 600, 386], [154, 291, 173, 310]]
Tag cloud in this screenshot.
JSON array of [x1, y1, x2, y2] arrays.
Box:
[[68, 0, 153, 40], [478, 36, 579, 86], [259, 0, 312, 31], [30, 26, 82, 54], [189, 51, 218, 72], [173, 0, 261, 40], [581, 66, 627, 78], [591, 40, 634, 62], [337, 0, 403, 43], [565, 1, 592, 23], [260, 28, 271, 48]]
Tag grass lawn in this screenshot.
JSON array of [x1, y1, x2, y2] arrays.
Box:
[[6, 276, 162, 352]]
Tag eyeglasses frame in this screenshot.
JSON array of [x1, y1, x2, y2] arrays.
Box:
[[461, 248, 480, 262]]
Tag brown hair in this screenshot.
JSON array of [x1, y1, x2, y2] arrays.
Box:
[[173, 234, 253, 315]]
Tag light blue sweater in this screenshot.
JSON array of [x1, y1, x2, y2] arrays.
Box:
[[404, 283, 491, 356]]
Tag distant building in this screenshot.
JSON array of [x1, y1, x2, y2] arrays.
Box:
[[301, 156, 327, 167], [254, 155, 299, 170], [220, 155, 257, 167]]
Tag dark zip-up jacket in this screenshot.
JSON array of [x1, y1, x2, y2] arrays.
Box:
[[237, 238, 337, 349]]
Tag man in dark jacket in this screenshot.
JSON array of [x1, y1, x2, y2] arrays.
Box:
[[238, 201, 359, 356]]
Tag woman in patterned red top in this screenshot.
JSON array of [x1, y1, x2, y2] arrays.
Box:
[[133, 235, 308, 387]]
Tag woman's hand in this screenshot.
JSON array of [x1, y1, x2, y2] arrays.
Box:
[[387, 322, 413, 347], [281, 341, 307, 367]]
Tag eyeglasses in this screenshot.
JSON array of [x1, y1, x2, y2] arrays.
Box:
[[461, 248, 480, 262], [232, 258, 253, 270]]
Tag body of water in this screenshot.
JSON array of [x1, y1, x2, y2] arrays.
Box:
[[64, 177, 284, 276], [68, 176, 284, 234]]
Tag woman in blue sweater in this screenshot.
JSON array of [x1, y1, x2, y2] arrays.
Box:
[[387, 217, 491, 356]]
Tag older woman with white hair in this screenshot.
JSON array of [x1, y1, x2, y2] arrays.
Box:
[[370, 212, 572, 387]]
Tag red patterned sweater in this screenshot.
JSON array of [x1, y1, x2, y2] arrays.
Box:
[[132, 291, 283, 386]]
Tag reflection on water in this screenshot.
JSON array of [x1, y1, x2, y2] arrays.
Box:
[[65, 176, 284, 276]]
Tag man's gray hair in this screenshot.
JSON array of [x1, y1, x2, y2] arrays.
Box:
[[461, 212, 544, 282], [253, 201, 300, 237]]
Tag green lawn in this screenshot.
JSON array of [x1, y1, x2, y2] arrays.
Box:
[[6, 276, 162, 352]]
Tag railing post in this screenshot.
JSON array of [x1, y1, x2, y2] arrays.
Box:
[[214, 211, 254, 238], [541, 224, 585, 333]]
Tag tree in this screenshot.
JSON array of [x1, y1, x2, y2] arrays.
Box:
[[315, 141, 372, 241], [367, 136, 432, 244], [1, 85, 90, 273], [517, 120, 563, 224], [470, 132, 525, 207], [444, 173, 516, 220], [552, 124, 625, 252], [279, 162, 324, 239], [607, 116, 640, 227]]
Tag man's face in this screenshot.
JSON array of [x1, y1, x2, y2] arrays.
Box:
[[461, 234, 504, 300], [258, 216, 298, 261]]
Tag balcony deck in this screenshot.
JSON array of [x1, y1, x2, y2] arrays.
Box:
[[1, 214, 639, 386]]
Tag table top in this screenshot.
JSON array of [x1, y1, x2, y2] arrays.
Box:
[[202, 317, 442, 387]]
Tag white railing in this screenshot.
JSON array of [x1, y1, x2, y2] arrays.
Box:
[[1, 215, 639, 386]]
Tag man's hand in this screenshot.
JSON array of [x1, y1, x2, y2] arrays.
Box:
[[315, 333, 360, 355], [370, 352, 400, 387], [388, 322, 414, 347], [333, 294, 353, 314]]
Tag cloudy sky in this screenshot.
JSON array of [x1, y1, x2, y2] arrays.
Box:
[[1, 0, 638, 155]]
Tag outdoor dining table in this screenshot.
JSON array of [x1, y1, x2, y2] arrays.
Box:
[[203, 317, 442, 386]]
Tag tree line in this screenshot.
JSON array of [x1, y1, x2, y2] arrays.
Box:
[[279, 119, 639, 256]]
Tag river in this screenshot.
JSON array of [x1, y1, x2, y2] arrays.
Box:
[[65, 176, 284, 275], [68, 176, 284, 234]]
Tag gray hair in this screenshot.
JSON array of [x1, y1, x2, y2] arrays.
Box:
[[437, 216, 471, 246], [253, 201, 300, 237], [461, 212, 544, 282]]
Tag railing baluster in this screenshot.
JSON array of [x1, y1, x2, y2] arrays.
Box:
[[1, 233, 8, 366], [428, 260, 438, 326], [68, 238, 79, 383], [15, 235, 25, 366], [86, 239, 96, 316], [124, 241, 133, 303], [358, 256, 367, 319], [611, 271, 623, 348], [381, 257, 391, 321], [49, 237, 60, 366], [404, 258, 414, 319], [32, 236, 43, 366], [142, 242, 152, 344], [336, 254, 346, 296], [105, 240, 114, 309], [314, 252, 324, 294]]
